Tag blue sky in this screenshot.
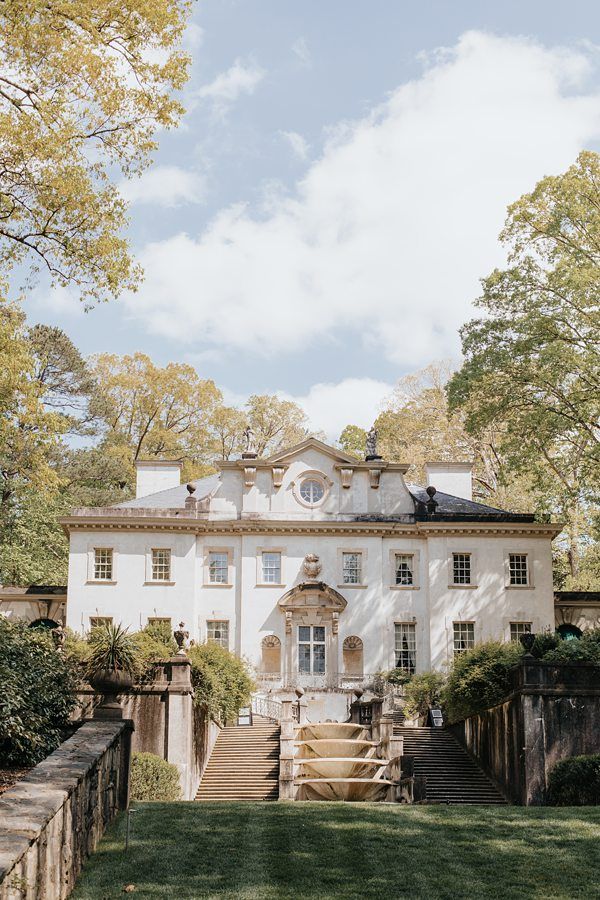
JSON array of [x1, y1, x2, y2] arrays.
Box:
[[30, 1, 600, 438]]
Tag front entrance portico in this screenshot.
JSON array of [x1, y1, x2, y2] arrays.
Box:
[[278, 582, 347, 691]]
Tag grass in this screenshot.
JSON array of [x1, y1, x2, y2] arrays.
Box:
[[73, 802, 600, 900]]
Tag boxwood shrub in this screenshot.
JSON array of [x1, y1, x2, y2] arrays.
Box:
[[547, 755, 600, 806], [130, 752, 182, 801]]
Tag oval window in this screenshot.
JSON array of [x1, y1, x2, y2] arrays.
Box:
[[299, 478, 325, 505]]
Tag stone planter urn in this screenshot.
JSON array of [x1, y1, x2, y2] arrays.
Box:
[[90, 669, 133, 720]]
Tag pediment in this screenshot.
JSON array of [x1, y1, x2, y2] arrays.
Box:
[[265, 438, 359, 467], [278, 582, 348, 612]]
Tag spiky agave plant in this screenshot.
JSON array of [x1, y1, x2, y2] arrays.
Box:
[[87, 622, 139, 679]]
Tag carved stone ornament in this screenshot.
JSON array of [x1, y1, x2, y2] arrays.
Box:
[[368, 468, 381, 489], [262, 634, 281, 648], [272, 467, 285, 488], [243, 466, 257, 487], [174, 621, 189, 653], [343, 635, 363, 651], [303, 553, 322, 582], [340, 467, 353, 489], [285, 610, 293, 634], [365, 426, 378, 458], [243, 426, 257, 455], [332, 611, 339, 635]]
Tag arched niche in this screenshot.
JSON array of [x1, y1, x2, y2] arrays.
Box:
[[343, 635, 364, 676], [261, 634, 281, 675]]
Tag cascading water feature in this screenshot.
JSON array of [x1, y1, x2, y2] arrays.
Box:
[[293, 721, 399, 801]]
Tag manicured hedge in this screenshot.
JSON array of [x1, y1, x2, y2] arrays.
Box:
[[130, 752, 182, 801], [547, 755, 600, 806]]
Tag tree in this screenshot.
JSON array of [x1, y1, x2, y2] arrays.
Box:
[[245, 395, 308, 456], [448, 152, 600, 580], [210, 406, 247, 460], [89, 353, 222, 485], [372, 362, 536, 510], [338, 425, 366, 459], [27, 325, 96, 431], [0, 0, 190, 302]]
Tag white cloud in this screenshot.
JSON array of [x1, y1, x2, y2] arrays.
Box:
[[292, 37, 312, 67], [126, 32, 600, 366], [280, 130, 310, 160], [219, 377, 393, 441], [120, 166, 206, 208], [287, 378, 394, 439], [196, 58, 265, 114]]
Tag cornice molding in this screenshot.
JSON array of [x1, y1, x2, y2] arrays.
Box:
[[59, 514, 562, 540]]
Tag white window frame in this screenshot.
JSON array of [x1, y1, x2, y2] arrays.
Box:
[[256, 547, 285, 586], [204, 547, 233, 587], [144, 544, 175, 585], [291, 470, 332, 509], [342, 551, 362, 585], [89, 615, 113, 630], [505, 551, 533, 589], [448, 551, 477, 588], [150, 548, 172, 583], [337, 547, 367, 589], [206, 619, 229, 649], [509, 622, 532, 641], [453, 621, 475, 656], [394, 622, 417, 674], [390, 550, 420, 590], [87, 546, 117, 584], [297, 624, 326, 675]]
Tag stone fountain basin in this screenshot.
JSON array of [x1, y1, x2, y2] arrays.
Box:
[[295, 723, 368, 741], [297, 778, 393, 802], [295, 739, 377, 759], [297, 758, 390, 779]]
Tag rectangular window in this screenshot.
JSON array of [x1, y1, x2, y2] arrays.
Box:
[[151, 548, 171, 582], [395, 554, 414, 586], [208, 552, 229, 584], [89, 616, 113, 629], [510, 622, 532, 641], [147, 617, 171, 628], [298, 625, 326, 675], [93, 548, 113, 581], [453, 622, 475, 656], [207, 620, 229, 649], [262, 552, 281, 584], [342, 552, 362, 584], [394, 623, 417, 674], [509, 553, 529, 586], [452, 553, 472, 585]]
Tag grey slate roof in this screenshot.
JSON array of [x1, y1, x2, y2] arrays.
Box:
[[408, 486, 516, 517], [115, 474, 220, 509], [112, 474, 530, 520]]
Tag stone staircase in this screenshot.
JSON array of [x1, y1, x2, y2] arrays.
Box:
[[397, 727, 507, 805], [195, 721, 280, 802]]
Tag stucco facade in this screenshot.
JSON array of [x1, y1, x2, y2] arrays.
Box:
[[63, 439, 559, 716]]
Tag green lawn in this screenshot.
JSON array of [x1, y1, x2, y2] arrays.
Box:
[[73, 802, 600, 900]]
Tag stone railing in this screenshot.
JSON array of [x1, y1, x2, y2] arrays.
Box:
[[255, 672, 386, 692], [0, 719, 132, 900]]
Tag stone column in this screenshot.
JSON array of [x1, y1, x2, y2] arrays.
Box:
[[164, 656, 195, 800], [279, 700, 296, 800]]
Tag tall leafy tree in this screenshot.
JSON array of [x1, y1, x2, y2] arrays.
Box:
[[245, 394, 309, 457], [338, 425, 367, 459], [0, 0, 190, 302], [90, 353, 222, 483], [448, 151, 600, 581]]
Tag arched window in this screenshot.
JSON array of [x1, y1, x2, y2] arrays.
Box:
[[343, 635, 364, 676], [557, 624, 583, 641], [261, 634, 281, 675], [29, 618, 60, 630]]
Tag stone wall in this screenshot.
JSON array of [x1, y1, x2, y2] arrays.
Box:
[[75, 657, 221, 800], [0, 720, 132, 900], [449, 660, 600, 805]]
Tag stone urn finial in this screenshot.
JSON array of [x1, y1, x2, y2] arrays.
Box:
[[174, 621, 189, 655], [303, 553, 322, 582]]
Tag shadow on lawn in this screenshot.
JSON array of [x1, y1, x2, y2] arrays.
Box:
[[72, 803, 600, 900]]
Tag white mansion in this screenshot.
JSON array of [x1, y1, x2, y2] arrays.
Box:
[[64, 438, 559, 718]]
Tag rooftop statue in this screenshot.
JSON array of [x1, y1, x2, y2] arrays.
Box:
[[365, 426, 380, 460], [243, 426, 257, 456]]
